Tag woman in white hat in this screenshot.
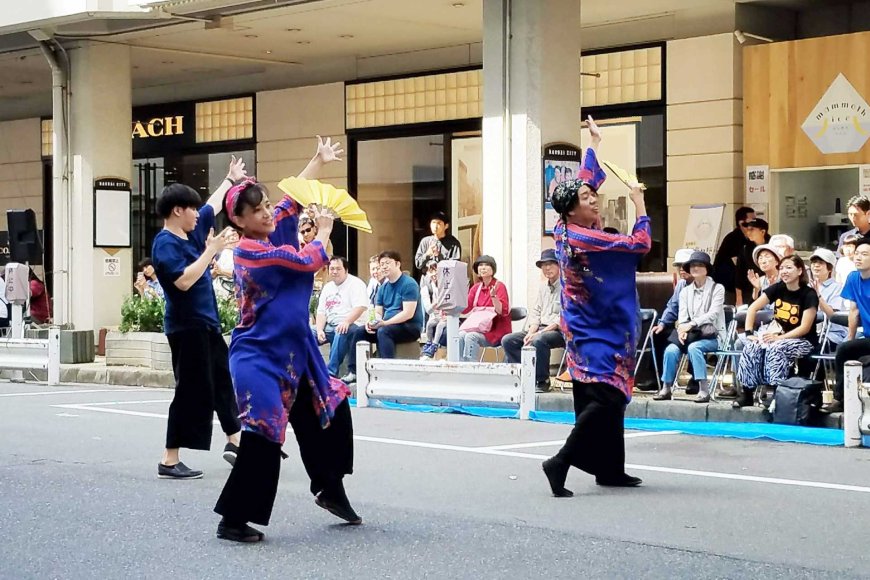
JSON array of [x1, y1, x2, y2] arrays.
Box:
[[809, 248, 847, 346], [747, 244, 782, 302]]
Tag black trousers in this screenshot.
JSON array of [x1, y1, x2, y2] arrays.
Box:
[[165, 328, 241, 450], [834, 338, 870, 401], [214, 380, 354, 526], [556, 381, 627, 479]]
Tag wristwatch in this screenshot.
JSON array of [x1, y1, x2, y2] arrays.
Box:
[[745, 329, 755, 336]]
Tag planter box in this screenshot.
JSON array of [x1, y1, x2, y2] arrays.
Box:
[[105, 331, 171, 371], [25, 329, 95, 364]]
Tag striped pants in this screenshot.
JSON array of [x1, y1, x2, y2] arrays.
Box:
[[735, 338, 814, 389]]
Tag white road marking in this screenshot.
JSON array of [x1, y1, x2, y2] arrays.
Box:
[[50, 401, 870, 495], [0, 389, 147, 398], [482, 431, 681, 450], [78, 399, 173, 406]]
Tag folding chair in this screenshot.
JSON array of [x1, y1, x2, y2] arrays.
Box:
[[634, 308, 660, 391], [811, 311, 850, 386], [479, 306, 527, 362], [670, 305, 735, 398], [709, 307, 772, 400]]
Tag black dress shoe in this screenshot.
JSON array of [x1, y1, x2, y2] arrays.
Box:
[[596, 473, 643, 487], [216, 518, 264, 543], [157, 462, 203, 480], [535, 380, 551, 393], [315, 485, 362, 525], [542, 457, 573, 497], [635, 380, 658, 392], [685, 385, 700, 396], [820, 400, 844, 414], [732, 388, 754, 408], [652, 390, 672, 401]]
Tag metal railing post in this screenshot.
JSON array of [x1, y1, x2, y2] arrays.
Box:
[[844, 360, 862, 448], [519, 346, 535, 420], [47, 327, 61, 386], [355, 342, 371, 408]]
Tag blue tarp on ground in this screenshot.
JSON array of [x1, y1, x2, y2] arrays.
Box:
[[351, 399, 845, 447]]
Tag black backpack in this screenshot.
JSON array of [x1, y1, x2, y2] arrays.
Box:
[[771, 377, 823, 426]]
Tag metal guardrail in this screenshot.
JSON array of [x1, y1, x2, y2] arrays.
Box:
[[355, 342, 536, 419], [0, 327, 60, 385]]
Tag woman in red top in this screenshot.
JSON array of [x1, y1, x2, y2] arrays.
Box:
[[458, 255, 511, 361], [29, 268, 51, 324]]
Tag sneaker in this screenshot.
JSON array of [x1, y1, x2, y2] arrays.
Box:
[[222, 442, 238, 466], [419, 343, 437, 360], [315, 486, 362, 525], [340, 372, 356, 384], [216, 518, 264, 543], [596, 473, 643, 487], [157, 462, 203, 480]]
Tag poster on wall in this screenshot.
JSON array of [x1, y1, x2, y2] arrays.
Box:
[[801, 73, 870, 155], [580, 120, 639, 233], [746, 165, 770, 205], [860, 165, 870, 197], [683, 204, 726, 256], [542, 143, 582, 235]]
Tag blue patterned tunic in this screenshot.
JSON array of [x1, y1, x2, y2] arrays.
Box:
[[554, 216, 652, 401], [230, 195, 350, 445]]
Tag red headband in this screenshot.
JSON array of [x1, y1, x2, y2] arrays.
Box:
[[226, 178, 258, 226]]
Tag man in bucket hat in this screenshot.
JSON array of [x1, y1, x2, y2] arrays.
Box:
[[501, 249, 564, 392]]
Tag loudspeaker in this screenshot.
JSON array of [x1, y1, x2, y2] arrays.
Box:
[[7, 209, 42, 265]]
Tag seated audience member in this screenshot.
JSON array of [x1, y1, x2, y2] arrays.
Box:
[[134, 257, 165, 300], [769, 233, 795, 258], [713, 206, 756, 305], [748, 244, 782, 302], [734, 256, 818, 408], [366, 254, 384, 307], [420, 260, 446, 359], [640, 248, 694, 392], [825, 238, 870, 414], [735, 218, 769, 306], [837, 195, 870, 252], [501, 249, 564, 393], [414, 211, 462, 270], [299, 214, 332, 290], [312, 256, 369, 378], [29, 268, 51, 324], [836, 234, 859, 285], [654, 252, 725, 403], [343, 250, 424, 383], [809, 248, 847, 347], [459, 255, 511, 362]]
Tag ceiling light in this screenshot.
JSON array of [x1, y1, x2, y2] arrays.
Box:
[[161, 60, 174, 64], [20, 80, 33, 85], [265, 50, 273, 54], [339, 34, 354, 39], [452, 2, 465, 6], [296, 40, 310, 45], [286, 28, 302, 32], [245, 34, 258, 38]]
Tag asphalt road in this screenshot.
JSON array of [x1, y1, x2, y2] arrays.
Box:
[[2, 381, 870, 579]]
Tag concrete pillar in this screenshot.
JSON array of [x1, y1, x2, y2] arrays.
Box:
[[482, 0, 581, 307], [64, 41, 132, 331], [666, 33, 744, 261]]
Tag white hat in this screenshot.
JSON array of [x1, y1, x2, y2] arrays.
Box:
[[752, 244, 783, 266], [673, 248, 694, 267], [810, 248, 837, 269]]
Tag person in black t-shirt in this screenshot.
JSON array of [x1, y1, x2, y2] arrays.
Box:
[[735, 218, 770, 305], [733, 255, 818, 408]]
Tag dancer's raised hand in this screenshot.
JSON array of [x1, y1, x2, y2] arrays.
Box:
[[315, 135, 344, 164], [226, 155, 247, 182], [587, 115, 602, 147]]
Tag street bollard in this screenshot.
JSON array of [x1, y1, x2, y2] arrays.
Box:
[[519, 346, 535, 420], [48, 327, 60, 386], [843, 360, 862, 448], [355, 342, 371, 408], [446, 315, 460, 362]]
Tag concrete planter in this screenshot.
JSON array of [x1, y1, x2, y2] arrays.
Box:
[[105, 331, 171, 371]]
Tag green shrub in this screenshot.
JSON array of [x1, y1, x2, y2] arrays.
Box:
[[217, 294, 239, 335], [119, 295, 164, 333]]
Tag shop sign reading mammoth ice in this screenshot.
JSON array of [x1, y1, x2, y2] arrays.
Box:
[[802, 73, 870, 154]]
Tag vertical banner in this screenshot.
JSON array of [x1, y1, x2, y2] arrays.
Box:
[[746, 165, 770, 205]]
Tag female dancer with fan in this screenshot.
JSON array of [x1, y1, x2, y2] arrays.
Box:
[[213, 136, 363, 543], [541, 117, 651, 497]]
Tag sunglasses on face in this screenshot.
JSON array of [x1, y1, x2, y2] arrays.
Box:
[[300, 227, 313, 234]]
